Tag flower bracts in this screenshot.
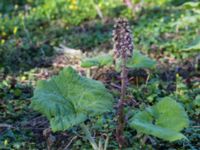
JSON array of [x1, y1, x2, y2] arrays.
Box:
[[112, 18, 134, 59]]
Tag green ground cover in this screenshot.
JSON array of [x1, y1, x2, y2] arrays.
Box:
[[0, 0, 199, 149]]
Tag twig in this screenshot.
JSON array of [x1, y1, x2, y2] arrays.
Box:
[[110, 83, 121, 90], [104, 134, 109, 150], [91, 0, 104, 20], [192, 126, 200, 128], [145, 70, 150, 85], [63, 136, 78, 150], [0, 124, 15, 129]]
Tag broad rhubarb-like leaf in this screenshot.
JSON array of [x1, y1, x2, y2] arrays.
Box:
[[129, 97, 189, 142], [81, 54, 113, 68], [31, 67, 114, 132], [116, 50, 156, 71], [126, 50, 156, 69]]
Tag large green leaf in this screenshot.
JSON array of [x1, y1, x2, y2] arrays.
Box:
[[116, 50, 156, 71], [193, 95, 200, 107], [182, 36, 200, 52], [181, 2, 200, 10], [31, 67, 114, 132], [81, 54, 113, 68], [126, 50, 156, 69], [129, 97, 189, 142]]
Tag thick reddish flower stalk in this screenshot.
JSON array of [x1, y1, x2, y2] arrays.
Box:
[[113, 18, 133, 149]]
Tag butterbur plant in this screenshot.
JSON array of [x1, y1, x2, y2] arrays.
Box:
[[31, 18, 189, 149], [31, 67, 114, 150], [112, 18, 133, 149]]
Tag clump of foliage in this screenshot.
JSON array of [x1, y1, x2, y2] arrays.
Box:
[[31, 18, 189, 149]]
